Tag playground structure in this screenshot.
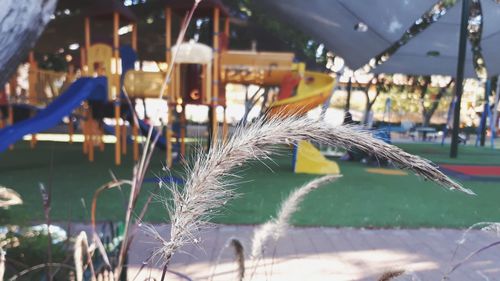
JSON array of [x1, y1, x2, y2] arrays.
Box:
[[0, 0, 340, 175]]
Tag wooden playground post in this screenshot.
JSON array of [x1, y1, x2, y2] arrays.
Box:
[[165, 6, 173, 167], [28, 52, 38, 104], [166, 106, 173, 167], [80, 47, 86, 76], [220, 14, 230, 143], [132, 118, 139, 160], [68, 119, 74, 144], [99, 130, 105, 151], [121, 121, 127, 155], [7, 103, 13, 150], [28, 52, 38, 148], [82, 102, 89, 155], [84, 17, 91, 76], [165, 7, 172, 93], [211, 7, 220, 143], [67, 65, 75, 144], [88, 108, 94, 162], [132, 23, 138, 51], [113, 12, 121, 165], [224, 17, 230, 41], [222, 106, 228, 142], [132, 23, 139, 161], [82, 17, 91, 157], [180, 104, 186, 157], [8, 74, 17, 150]]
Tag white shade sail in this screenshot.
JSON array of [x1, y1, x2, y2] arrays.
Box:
[[372, 0, 500, 78], [256, 0, 500, 78], [254, 0, 438, 70]]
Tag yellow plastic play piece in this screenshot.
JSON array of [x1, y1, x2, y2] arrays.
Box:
[[268, 71, 335, 116], [294, 141, 340, 175], [87, 44, 115, 99]]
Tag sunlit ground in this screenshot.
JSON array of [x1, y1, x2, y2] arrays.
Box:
[[126, 225, 500, 281]]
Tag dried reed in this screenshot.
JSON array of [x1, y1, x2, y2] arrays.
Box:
[[74, 231, 96, 281], [39, 183, 53, 281], [0, 248, 4, 281], [0, 186, 23, 208], [251, 175, 341, 258], [230, 238, 245, 281], [378, 270, 405, 281], [114, 1, 202, 278]]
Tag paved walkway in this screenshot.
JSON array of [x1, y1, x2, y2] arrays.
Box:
[[124, 225, 500, 281]]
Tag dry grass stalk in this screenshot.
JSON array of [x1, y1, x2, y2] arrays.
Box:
[[230, 238, 245, 281], [251, 175, 340, 258], [443, 240, 500, 280], [448, 222, 500, 268], [457, 222, 500, 245], [378, 270, 405, 281], [0, 248, 5, 281], [74, 231, 96, 281], [114, 1, 202, 278], [96, 270, 114, 281], [89, 179, 132, 270], [7, 263, 76, 281], [39, 183, 53, 281], [0, 186, 23, 208], [208, 237, 246, 281], [148, 114, 470, 268]]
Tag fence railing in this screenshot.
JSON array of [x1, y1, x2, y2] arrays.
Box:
[[28, 68, 75, 105]]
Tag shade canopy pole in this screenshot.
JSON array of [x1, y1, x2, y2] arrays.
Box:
[[479, 79, 492, 146], [491, 76, 500, 148], [344, 77, 352, 112], [113, 11, 121, 165], [450, 0, 470, 158]]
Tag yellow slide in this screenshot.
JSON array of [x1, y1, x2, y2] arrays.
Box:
[[294, 140, 340, 174], [268, 71, 335, 116], [268, 71, 340, 175]]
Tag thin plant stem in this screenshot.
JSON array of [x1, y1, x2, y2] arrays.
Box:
[[7, 263, 75, 281], [114, 2, 202, 278], [443, 240, 500, 280]]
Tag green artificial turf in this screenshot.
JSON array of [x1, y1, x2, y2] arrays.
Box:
[[1, 141, 500, 228]]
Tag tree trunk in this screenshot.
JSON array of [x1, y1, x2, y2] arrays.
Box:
[[422, 113, 432, 127], [421, 79, 453, 127], [0, 0, 57, 86], [362, 87, 381, 125], [363, 96, 370, 125]]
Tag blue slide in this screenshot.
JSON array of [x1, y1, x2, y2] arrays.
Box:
[[0, 77, 107, 152], [137, 119, 167, 149]]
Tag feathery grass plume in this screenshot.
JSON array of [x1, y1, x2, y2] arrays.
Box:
[[251, 175, 340, 258], [149, 114, 471, 266], [0, 186, 23, 208], [378, 270, 405, 281], [230, 238, 245, 281]]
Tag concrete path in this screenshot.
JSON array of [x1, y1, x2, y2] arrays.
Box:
[[124, 225, 500, 281]]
